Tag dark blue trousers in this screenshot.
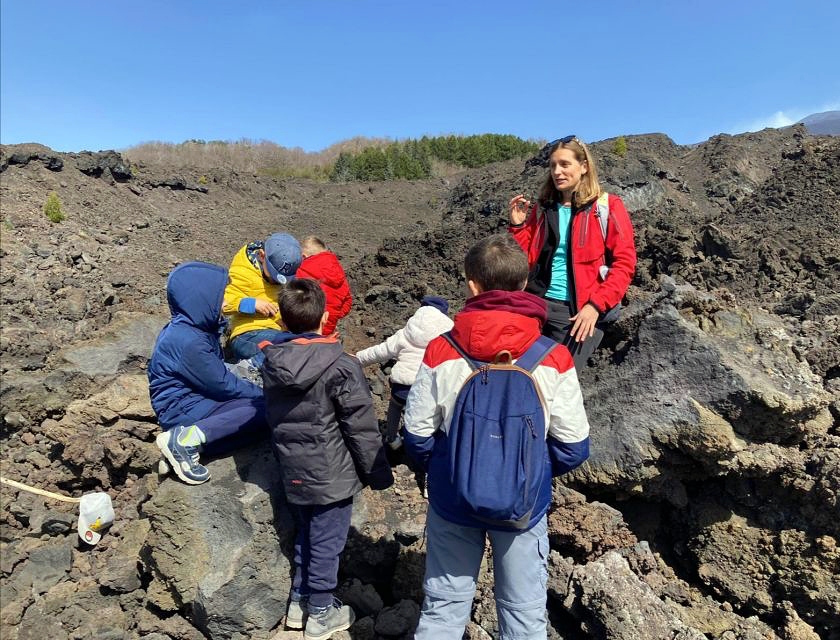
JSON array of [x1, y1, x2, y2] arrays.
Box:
[[164, 397, 267, 455], [289, 497, 353, 608]]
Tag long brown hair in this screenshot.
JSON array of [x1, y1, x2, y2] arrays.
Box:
[[538, 138, 601, 210]]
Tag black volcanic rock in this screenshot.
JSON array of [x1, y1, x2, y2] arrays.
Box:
[[73, 149, 132, 181]]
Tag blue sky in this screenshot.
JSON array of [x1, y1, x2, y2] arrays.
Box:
[[2, 0, 838, 152]]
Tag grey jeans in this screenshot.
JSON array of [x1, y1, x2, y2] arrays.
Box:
[[414, 508, 549, 639]]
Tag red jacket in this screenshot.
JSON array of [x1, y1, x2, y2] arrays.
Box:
[[508, 193, 636, 315], [296, 252, 353, 335]]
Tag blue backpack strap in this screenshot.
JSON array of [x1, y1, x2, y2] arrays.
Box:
[[441, 332, 480, 371], [514, 336, 558, 373]]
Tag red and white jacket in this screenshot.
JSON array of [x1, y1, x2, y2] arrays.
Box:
[[509, 193, 636, 314], [403, 290, 590, 529]]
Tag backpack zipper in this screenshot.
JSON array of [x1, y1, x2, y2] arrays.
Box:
[[524, 415, 537, 438], [523, 415, 538, 510]]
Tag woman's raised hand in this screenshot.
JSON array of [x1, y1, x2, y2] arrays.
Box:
[[509, 194, 532, 225]]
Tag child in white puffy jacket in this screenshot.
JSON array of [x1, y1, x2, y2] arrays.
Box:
[[356, 296, 453, 448]]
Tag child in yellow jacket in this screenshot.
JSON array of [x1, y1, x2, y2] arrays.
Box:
[[224, 233, 302, 361]]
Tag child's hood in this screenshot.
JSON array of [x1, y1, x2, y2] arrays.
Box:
[[166, 261, 227, 332], [261, 334, 344, 391], [403, 305, 453, 346], [449, 290, 547, 361], [299, 252, 346, 288]]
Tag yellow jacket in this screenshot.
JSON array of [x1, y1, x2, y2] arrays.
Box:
[[223, 244, 283, 340]]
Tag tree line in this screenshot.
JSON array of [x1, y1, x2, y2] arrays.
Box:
[[330, 134, 539, 182], [126, 134, 540, 182]]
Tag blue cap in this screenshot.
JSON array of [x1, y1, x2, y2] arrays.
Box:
[[263, 233, 301, 284]]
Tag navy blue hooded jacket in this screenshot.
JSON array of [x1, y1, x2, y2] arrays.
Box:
[[148, 261, 263, 429]]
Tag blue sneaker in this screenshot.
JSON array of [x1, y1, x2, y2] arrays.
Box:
[[156, 426, 210, 485]]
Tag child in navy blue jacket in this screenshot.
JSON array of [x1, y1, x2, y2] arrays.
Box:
[[148, 261, 266, 485], [261, 278, 393, 638]]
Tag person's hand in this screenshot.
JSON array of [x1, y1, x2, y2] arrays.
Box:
[[509, 194, 532, 225], [254, 299, 279, 317], [569, 303, 600, 342]]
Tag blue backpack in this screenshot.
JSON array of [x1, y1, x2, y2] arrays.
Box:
[[441, 333, 557, 530]]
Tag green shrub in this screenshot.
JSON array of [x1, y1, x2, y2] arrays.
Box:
[[44, 192, 65, 223], [198, 175, 208, 185], [329, 152, 354, 182], [613, 136, 628, 158]]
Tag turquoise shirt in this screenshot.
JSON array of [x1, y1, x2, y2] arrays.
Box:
[[545, 204, 572, 302]]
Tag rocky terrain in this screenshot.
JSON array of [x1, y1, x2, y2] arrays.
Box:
[[0, 125, 838, 639]]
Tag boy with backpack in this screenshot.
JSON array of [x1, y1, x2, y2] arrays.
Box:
[[403, 234, 590, 639], [260, 278, 393, 640]]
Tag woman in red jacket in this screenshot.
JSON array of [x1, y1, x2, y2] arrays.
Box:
[[508, 135, 636, 369]]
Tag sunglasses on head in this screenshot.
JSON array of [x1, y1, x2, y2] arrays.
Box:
[[549, 135, 577, 146]]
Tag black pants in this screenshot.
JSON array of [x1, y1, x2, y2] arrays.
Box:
[[289, 497, 353, 608], [543, 299, 604, 370], [385, 382, 410, 443]]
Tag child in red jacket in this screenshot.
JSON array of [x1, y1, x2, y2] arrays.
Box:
[[296, 237, 352, 336]]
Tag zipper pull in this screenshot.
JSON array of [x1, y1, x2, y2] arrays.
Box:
[[525, 415, 537, 438]]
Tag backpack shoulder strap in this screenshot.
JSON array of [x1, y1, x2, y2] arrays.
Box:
[[595, 192, 610, 242], [441, 332, 480, 371], [513, 336, 558, 373]]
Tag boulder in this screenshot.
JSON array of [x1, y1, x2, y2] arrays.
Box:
[[74, 150, 132, 182], [572, 282, 833, 503], [43, 374, 159, 489], [141, 441, 429, 639], [60, 312, 167, 377], [565, 551, 708, 639], [142, 443, 293, 638]]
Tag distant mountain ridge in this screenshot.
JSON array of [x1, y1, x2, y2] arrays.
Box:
[[798, 110, 840, 135]]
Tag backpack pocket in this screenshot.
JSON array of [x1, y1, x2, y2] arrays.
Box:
[[449, 410, 539, 526], [438, 335, 555, 530]]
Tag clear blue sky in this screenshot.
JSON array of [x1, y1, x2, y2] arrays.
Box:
[[2, 0, 838, 152]]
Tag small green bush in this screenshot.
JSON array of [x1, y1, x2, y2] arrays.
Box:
[[198, 175, 208, 185], [44, 192, 65, 223], [613, 136, 628, 158]]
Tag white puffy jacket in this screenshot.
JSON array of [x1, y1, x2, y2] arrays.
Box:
[[356, 306, 454, 385]]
